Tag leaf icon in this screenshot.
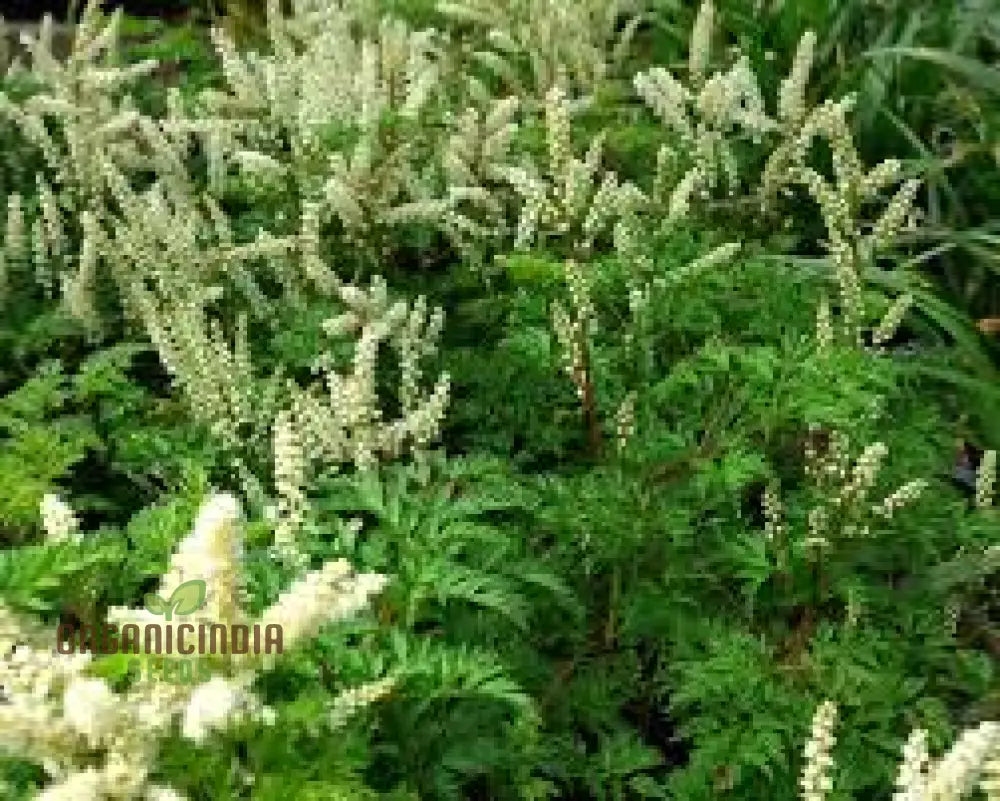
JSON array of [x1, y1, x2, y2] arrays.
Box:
[[168, 579, 207, 618], [144, 593, 168, 616]]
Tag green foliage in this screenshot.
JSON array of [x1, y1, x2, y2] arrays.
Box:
[[1, 1, 999, 799]]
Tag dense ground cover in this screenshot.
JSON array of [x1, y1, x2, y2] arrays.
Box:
[[0, 1, 998, 799]]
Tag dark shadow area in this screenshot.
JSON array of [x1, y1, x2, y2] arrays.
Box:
[[0, 1, 197, 21]]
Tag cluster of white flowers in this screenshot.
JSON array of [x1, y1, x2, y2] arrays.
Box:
[[895, 729, 932, 801], [180, 675, 252, 744], [633, 5, 921, 350], [205, 5, 442, 144], [613, 217, 653, 277], [61, 677, 118, 748], [634, 1, 778, 221], [60, 209, 101, 335], [0, 6, 158, 314], [764, 92, 921, 346], [777, 31, 816, 130], [443, 96, 520, 189], [3, 3, 455, 541], [199, 2, 499, 260], [255, 559, 388, 668], [797, 431, 926, 551], [271, 409, 310, 566], [110, 493, 245, 632], [39, 494, 81, 544], [836, 442, 889, 509], [805, 506, 831, 551], [2, 2, 976, 798], [500, 84, 645, 254], [2, 493, 389, 801], [688, 0, 714, 84], [983, 753, 1000, 801], [801, 703, 1000, 801], [272, 277, 450, 552], [922, 723, 1000, 799], [0, 192, 23, 302], [135, 289, 272, 456], [437, 0, 646, 96], [805, 428, 849, 483]]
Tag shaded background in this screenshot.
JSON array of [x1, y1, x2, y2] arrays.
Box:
[[0, 1, 200, 19]]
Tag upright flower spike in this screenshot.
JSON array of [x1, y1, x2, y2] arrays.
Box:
[[545, 84, 572, 189], [794, 432, 926, 549], [870, 180, 922, 252], [272, 409, 310, 566], [816, 294, 833, 353], [633, 68, 693, 141], [108, 493, 245, 632], [327, 676, 397, 730], [551, 261, 594, 404], [872, 293, 914, 349], [2, 193, 25, 284], [975, 450, 996, 510], [635, 6, 777, 220], [613, 392, 637, 453], [688, 1, 714, 85], [801, 701, 837, 801], [501, 84, 645, 253], [60, 209, 101, 336], [278, 276, 451, 491], [779, 31, 817, 129], [873, 480, 929, 520], [762, 482, 785, 543], [250, 559, 388, 669]]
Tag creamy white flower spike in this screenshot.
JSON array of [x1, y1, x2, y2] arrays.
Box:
[[108, 492, 244, 632], [256, 560, 388, 659], [801, 701, 837, 801]]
